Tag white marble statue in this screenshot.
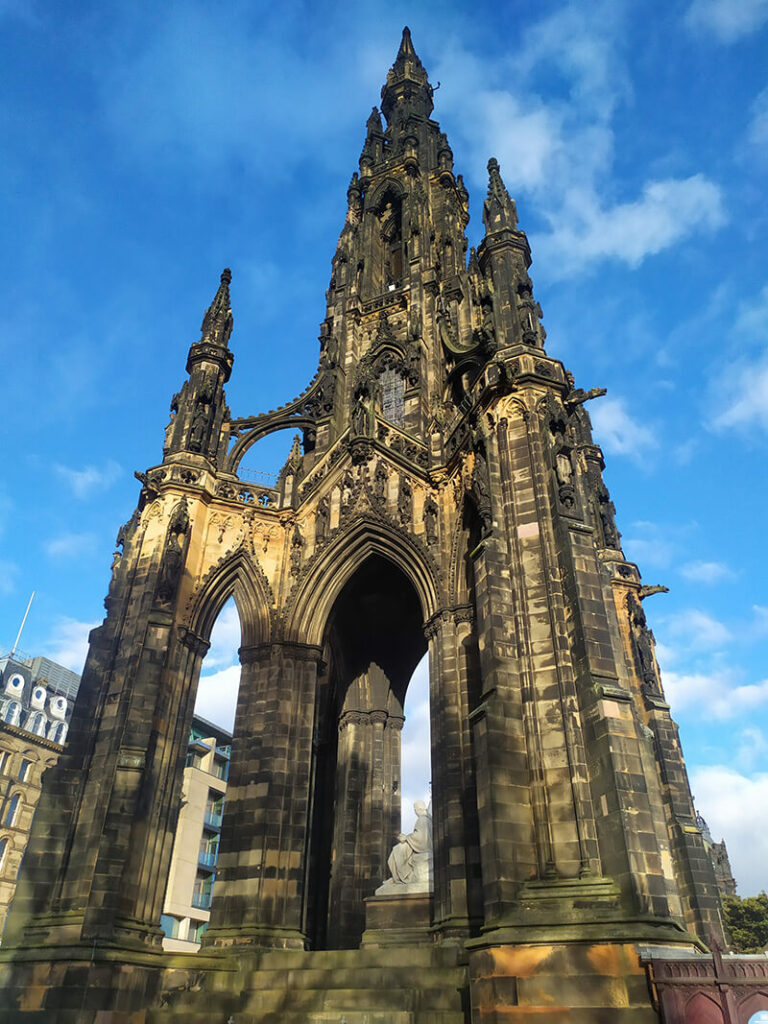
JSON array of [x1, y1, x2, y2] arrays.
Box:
[[375, 800, 433, 894]]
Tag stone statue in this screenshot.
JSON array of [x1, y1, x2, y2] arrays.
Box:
[[375, 800, 433, 894]]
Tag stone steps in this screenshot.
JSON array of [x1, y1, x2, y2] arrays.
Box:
[[151, 945, 470, 1023]]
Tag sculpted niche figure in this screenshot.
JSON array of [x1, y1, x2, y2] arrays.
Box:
[[376, 800, 433, 894]]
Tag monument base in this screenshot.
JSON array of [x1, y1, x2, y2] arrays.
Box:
[[360, 891, 434, 948]]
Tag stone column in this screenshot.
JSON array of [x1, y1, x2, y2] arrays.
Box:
[[5, 608, 208, 952], [204, 641, 322, 950], [427, 610, 483, 939]]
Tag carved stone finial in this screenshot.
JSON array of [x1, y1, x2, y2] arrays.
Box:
[[200, 267, 234, 348], [483, 158, 518, 232]]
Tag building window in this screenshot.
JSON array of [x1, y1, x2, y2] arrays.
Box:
[[3, 794, 21, 827], [379, 368, 405, 426], [18, 759, 31, 783], [190, 920, 208, 944], [2, 702, 21, 727], [26, 712, 47, 737], [199, 831, 219, 868], [49, 722, 67, 744], [4, 674, 24, 696], [211, 757, 229, 782], [0, 751, 8, 775], [0, 836, 7, 871], [192, 872, 215, 910]]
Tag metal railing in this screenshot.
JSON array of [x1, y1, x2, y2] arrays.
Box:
[[191, 890, 213, 910], [204, 809, 223, 829]]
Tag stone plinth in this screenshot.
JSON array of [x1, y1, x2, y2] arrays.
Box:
[[361, 892, 433, 947]]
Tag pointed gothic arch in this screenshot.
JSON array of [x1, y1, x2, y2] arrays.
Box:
[[283, 515, 442, 646], [187, 544, 274, 649]]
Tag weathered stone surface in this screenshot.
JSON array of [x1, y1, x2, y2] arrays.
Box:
[[0, 26, 736, 1024]]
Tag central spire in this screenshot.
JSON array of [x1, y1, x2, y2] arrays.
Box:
[[380, 26, 434, 123]]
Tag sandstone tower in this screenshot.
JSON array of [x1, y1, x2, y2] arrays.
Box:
[[0, 29, 727, 1023]]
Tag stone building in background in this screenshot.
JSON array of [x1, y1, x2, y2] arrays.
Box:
[[0, 655, 79, 934], [2, 28, 765, 1024], [698, 812, 738, 899]]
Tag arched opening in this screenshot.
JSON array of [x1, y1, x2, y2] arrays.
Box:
[[305, 553, 427, 950], [161, 596, 243, 952]]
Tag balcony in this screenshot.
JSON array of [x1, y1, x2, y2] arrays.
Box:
[[204, 809, 223, 829], [198, 848, 218, 868], [191, 890, 213, 910]]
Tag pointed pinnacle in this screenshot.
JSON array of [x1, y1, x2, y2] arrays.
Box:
[[392, 25, 426, 77], [366, 106, 383, 134], [200, 267, 234, 347], [483, 158, 518, 232], [398, 26, 416, 59]]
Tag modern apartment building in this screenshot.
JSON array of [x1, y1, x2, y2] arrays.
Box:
[[160, 715, 231, 951]]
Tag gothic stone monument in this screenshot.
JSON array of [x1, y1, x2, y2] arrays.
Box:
[[0, 29, 727, 1024]]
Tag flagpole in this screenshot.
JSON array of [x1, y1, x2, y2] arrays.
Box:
[[10, 591, 35, 659]]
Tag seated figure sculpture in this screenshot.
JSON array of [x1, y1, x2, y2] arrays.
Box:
[[375, 800, 433, 894]]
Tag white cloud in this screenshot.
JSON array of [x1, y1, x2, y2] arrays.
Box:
[[590, 396, 657, 459], [662, 608, 732, 650], [713, 355, 768, 433], [205, 600, 241, 669], [536, 175, 725, 276], [753, 605, 768, 634], [401, 655, 431, 820], [195, 665, 240, 732], [664, 668, 768, 719], [46, 616, 99, 673], [45, 532, 96, 561], [680, 560, 735, 583], [685, 0, 768, 43], [690, 764, 768, 895], [53, 459, 121, 499], [735, 726, 768, 772]]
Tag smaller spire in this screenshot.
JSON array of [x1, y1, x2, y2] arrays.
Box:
[[483, 158, 518, 233], [200, 268, 234, 348]]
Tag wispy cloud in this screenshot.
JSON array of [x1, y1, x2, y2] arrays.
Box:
[[45, 616, 99, 673], [622, 520, 681, 570], [713, 355, 768, 433], [662, 608, 733, 650], [590, 396, 657, 460], [535, 176, 725, 276], [53, 459, 121, 499], [748, 86, 768, 150], [0, 559, 19, 596], [45, 532, 97, 561], [685, 0, 768, 43], [680, 560, 735, 583]]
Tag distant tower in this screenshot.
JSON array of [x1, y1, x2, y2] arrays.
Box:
[[0, 29, 726, 1023], [698, 812, 738, 898]]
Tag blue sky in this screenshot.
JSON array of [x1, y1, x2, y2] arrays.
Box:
[[1, 0, 767, 892]]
